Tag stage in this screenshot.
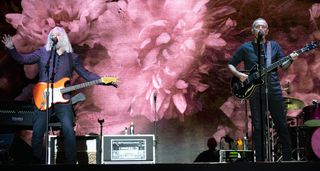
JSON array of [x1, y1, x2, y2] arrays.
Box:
[[1, 162, 320, 171], [1, 1, 320, 171]]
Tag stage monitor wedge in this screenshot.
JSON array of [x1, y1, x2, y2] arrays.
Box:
[[102, 134, 155, 164]]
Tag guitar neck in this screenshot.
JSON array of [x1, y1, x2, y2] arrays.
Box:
[[264, 56, 291, 74], [263, 47, 307, 75], [61, 79, 101, 93]]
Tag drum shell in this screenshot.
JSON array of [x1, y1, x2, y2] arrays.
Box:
[[311, 128, 320, 160], [302, 104, 320, 127], [288, 126, 320, 161]]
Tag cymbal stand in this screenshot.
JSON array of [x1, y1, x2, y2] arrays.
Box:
[[296, 117, 301, 161], [98, 119, 104, 164], [242, 99, 249, 151], [293, 117, 304, 161], [265, 111, 273, 161], [153, 91, 158, 164], [269, 117, 277, 162]]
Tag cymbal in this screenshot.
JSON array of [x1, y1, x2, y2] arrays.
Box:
[[284, 97, 305, 110]]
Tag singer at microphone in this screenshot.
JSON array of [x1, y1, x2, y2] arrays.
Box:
[[51, 36, 58, 45], [227, 18, 294, 161], [258, 30, 264, 38], [1, 26, 111, 164], [153, 91, 157, 101], [256, 30, 264, 43]]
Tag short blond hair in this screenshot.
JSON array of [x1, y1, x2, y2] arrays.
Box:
[[252, 18, 268, 28]]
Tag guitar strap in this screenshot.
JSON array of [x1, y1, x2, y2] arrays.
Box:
[[68, 53, 73, 69], [266, 41, 271, 67], [65, 53, 73, 87]]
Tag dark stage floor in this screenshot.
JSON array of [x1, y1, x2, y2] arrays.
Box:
[[1, 162, 320, 171]]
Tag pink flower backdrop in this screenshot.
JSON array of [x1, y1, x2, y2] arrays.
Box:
[[1, 0, 320, 162], [2, 0, 228, 134]]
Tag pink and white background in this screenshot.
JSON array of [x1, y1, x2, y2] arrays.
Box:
[[1, 0, 320, 163]]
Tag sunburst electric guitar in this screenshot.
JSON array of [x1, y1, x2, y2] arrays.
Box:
[[33, 76, 118, 110], [230, 41, 318, 99]]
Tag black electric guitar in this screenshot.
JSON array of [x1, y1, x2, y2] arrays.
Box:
[[230, 41, 318, 99]]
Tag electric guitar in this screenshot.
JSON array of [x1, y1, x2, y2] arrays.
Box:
[[230, 41, 318, 99], [33, 76, 118, 110]]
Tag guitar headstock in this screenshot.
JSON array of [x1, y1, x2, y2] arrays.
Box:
[[303, 41, 319, 52], [101, 76, 118, 88]]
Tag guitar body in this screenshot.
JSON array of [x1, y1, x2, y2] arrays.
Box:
[[230, 65, 264, 99], [33, 77, 70, 111], [33, 76, 118, 110]]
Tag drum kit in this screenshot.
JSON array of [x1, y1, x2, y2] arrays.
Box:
[[283, 97, 320, 161]]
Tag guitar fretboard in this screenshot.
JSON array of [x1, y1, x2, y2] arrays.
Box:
[[61, 79, 101, 93], [263, 46, 310, 76]]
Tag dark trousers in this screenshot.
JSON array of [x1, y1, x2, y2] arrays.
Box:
[[250, 92, 292, 161], [32, 103, 76, 164]]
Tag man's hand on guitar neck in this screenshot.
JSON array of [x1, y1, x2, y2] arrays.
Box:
[[289, 51, 299, 61], [282, 51, 299, 69]]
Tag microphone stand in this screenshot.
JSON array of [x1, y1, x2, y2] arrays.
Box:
[[98, 119, 104, 164], [45, 43, 57, 164], [257, 33, 272, 162], [153, 92, 158, 163], [257, 32, 268, 162], [244, 100, 249, 150]]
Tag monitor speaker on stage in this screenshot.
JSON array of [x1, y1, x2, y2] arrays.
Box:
[[219, 150, 255, 163], [48, 135, 100, 164], [102, 134, 155, 164]]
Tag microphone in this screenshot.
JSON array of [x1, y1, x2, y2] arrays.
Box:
[[153, 91, 157, 102], [258, 30, 264, 40], [51, 37, 58, 45]]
